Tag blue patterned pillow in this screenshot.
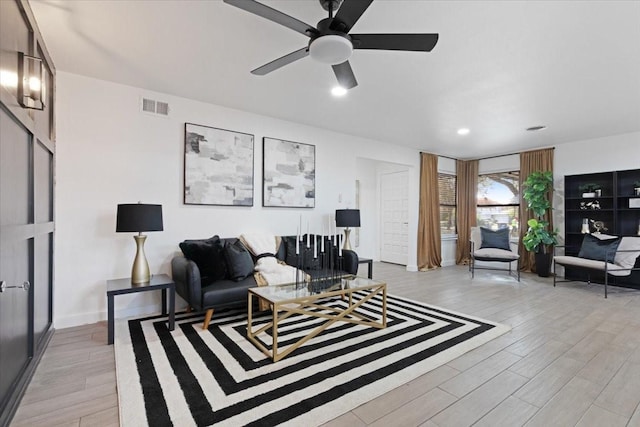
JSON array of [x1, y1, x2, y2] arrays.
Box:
[[480, 227, 511, 251]]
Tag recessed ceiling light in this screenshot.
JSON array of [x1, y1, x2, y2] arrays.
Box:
[[526, 125, 547, 131], [331, 86, 347, 97], [457, 128, 470, 135]]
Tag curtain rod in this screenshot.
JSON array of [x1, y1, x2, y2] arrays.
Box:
[[475, 147, 555, 161], [421, 152, 457, 161], [424, 147, 555, 162]]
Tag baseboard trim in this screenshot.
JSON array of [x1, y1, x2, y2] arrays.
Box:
[[54, 302, 189, 329]]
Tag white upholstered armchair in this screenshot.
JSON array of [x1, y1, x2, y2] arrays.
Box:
[[469, 226, 520, 281]]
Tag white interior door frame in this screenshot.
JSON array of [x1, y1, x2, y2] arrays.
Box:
[[378, 168, 410, 265]]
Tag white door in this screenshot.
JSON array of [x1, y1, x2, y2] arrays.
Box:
[[380, 170, 409, 265]]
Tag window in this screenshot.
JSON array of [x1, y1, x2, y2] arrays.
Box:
[[477, 171, 519, 238], [438, 173, 457, 235]]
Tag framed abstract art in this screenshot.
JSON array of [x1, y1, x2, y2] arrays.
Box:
[[184, 123, 254, 206], [262, 137, 315, 208]]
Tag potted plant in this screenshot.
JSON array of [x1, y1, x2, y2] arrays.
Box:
[[578, 183, 601, 198], [634, 181, 640, 196], [523, 171, 558, 277]]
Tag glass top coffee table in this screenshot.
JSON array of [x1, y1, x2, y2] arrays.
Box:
[[247, 275, 387, 362]]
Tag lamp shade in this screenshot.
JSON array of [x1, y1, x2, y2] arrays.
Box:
[[335, 209, 361, 228], [116, 204, 163, 232]]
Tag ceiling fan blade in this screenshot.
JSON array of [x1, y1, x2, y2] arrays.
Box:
[[351, 34, 439, 52], [251, 47, 309, 75], [332, 61, 358, 89], [223, 0, 317, 37], [330, 0, 374, 32]]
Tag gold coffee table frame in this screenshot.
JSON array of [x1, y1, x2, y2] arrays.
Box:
[[247, 276, 387, 362]]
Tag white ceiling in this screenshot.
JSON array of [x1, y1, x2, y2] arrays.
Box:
[[30, 0, 640, 159]]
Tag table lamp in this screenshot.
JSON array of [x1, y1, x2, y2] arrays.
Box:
[[335, 209, 360, 251], [116, 203, 163, 284]]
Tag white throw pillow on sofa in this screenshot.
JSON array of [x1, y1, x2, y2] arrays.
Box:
[[615, 237, 640, 270]]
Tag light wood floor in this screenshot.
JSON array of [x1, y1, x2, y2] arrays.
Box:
[[11, 263, 640, 426]]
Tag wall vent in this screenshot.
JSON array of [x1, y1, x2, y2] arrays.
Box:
[[142, 98, 156, 113], [141, 97, 170, 117], [156, 101, 169, 116]]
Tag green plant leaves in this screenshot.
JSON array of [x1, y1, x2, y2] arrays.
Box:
[[522, 171, 558, 253]]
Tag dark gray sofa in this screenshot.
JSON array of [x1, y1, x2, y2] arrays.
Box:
[[171, 235, 358, 329]]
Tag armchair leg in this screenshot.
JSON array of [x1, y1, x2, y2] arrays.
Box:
[[203, 308, 214, 330]]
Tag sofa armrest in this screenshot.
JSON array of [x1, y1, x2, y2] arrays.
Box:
[[171, 256, 203, 310], [342, 249, 359, 275]]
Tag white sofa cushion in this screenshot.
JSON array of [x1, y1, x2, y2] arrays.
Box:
[[473, 248, 519, 260], [615, 237, 640, 270], [554, 255, 631, 276], [583, 234, 640, 270]]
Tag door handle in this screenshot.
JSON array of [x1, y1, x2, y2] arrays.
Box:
[[0, 281, 30, 293]]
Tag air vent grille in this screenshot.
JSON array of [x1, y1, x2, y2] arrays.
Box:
[[156, 101, 169, 116], [142, 98, 156, 113], [141, 97, 170, 117]]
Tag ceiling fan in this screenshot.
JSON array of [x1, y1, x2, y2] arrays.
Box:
[[223, 0, 439, 90]]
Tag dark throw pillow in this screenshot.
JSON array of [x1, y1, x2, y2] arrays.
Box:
[[282, 235, 299, 267], [224, 240, 254, 281], [480, 227, 511, 251], [578, 234, 621, 262], [179, 235, 226, 280]]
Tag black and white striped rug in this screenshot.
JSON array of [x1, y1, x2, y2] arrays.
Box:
[[114, 292, 509, 426]]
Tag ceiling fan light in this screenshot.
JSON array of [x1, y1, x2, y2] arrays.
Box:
[[331, 86, 347, 96], [309, 35, 353, 65]]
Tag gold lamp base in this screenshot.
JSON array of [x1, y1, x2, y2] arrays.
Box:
[[131, 235, 150, 284], [343, 228, 352, 251]]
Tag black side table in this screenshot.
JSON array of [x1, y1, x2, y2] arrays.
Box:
[[358, 258, 373, 279], [106, 274, 175, 345]]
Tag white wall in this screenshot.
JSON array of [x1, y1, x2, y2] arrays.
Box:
[[53, 72, 421, 328], [354, 158, 377, 259], [479, 154, 519, 174], [53, 72, 639, 327]]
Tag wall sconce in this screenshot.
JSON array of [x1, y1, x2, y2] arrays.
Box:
[[18, 52, 45, 110]]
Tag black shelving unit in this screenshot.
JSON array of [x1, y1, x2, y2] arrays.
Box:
[[617, 169, 640, 237], [563, 169, 640, 287]]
